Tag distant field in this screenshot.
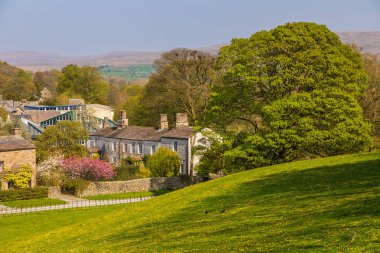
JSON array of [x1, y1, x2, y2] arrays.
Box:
[[0, 152, 379, 252], [99, 64, 155, 80]]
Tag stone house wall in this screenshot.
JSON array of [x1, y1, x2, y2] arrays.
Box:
[[160, 138, 190, 175], [79, 176, 203, 197], [0, 149, 36, 190]]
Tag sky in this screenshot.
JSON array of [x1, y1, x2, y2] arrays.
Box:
[[0, 0, 379, 55]]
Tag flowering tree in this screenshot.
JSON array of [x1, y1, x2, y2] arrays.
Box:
[[61, 157, 115, 181], [2, 164, 32, 189], [36, 156, 65, 186]]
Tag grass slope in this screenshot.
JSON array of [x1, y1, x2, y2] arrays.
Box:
[[0, 152, 379, 252], [1, 198, 66, 208], [84, 189, 171, 200]]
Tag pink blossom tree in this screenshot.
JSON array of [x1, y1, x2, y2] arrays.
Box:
[[61, 157, 115, 181]]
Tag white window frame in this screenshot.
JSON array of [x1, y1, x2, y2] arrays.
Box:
[[173, 141, 178, 151], [131, 142, 135, 153], [137, 143, 143, 154]]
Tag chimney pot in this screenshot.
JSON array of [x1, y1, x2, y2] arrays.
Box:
[[160, 114, 168, 130], [103, 117, 110, 128], [176, 113, 189, 128], [12, 128, 22, 136]]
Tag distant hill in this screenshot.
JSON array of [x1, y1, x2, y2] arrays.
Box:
[[200, 32, 380, 56], [337, 31, 380, 55], [0, 31, 379, 73]]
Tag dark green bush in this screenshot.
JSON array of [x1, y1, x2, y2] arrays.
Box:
[[61, 179, 90, 196], [115, 165, 140, 180], [0, 187, 48, 202]]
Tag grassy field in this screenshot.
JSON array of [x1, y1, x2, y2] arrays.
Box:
[[98, 64, 154, 80], [0, 152, 379, 252], [84, 189, 172, 200], [1, 198, 66, 208]]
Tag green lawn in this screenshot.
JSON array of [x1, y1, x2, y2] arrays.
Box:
[[0, 152, 379, 252], [1, 198, 66, 208], [98, 64, 154, 80], [84, 189, 172, 200]]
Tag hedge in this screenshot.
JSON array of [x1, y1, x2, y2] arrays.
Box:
[[0, 187, 48, 202], [61, 179, 91, 196]]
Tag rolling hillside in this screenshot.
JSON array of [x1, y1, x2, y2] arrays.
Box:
[[0, 31, 378, 74], [0, 152, 379, 252]]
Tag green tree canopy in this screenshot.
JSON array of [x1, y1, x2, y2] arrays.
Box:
[[204, 22, 371, 173], [35, 121, 89, 162], [134, 49, 216, 127], [0, 61, 37, 100], [147, 147, 180, 177], [57, 65, 110, 104]]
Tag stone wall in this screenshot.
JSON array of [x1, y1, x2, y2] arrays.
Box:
[[80, 176, 203, 197], [0, 149, 36, 190]]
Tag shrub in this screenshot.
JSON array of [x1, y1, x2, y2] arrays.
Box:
[[136, 163, 151, 178], [61, 157, 115, 181], [147, 147, 180, 177], [0, 187, 48, 202], [115, 165, 139, 180], [37, 157, 65, 186], [60, 179, 91, 196], [2, 164, 32, 189]]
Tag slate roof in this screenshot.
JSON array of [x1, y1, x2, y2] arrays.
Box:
[[107, 126, 168, 141], [20, 110, 62, 123], [91, 126, 194, 141], [161, 126, 194, 139], [0, 135, 35, 152], [90, 127, 116, 137]]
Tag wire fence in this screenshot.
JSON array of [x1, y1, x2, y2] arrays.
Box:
[[0, 196, 154, 215]]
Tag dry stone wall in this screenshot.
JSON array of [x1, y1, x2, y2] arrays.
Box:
[[80, 176, 203, 197]]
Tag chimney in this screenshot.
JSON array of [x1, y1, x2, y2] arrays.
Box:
[[103, 117, 110, 128], [12, 128, 22, 137], [160, 114, 169, 130], [176, 113, 189, 128], [118, 110, 128, 128]]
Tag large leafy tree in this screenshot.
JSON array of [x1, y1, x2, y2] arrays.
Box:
[[33, 69, 60, 104], [360, 52, 380, 145], [204, 22, 371, 173], [35, 121, 89, 162], [0, 61, 37, 100], [134, 49, 216, 127], [57, 65, 110, 104]]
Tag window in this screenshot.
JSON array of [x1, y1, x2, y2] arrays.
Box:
[[180, 163, 184, 174], [123, 143, 128, 153], [173, 141, 178, 151], [8, 181, 14, 189], [151, 145, 156, 154], [0, 161, 3, 173], [131, 142, 135, 153], [138, 144, 143, 154], [110, 142, 116, 151]]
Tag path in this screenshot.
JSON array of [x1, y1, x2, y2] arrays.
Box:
[[0, 196, 153, 215]]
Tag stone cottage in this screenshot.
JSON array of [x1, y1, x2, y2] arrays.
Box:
[[0, 128, 36, 190], [88, 112, 205, 176]]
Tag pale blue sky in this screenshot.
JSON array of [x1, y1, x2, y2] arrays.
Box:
[[0, 0, 379, 55]]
